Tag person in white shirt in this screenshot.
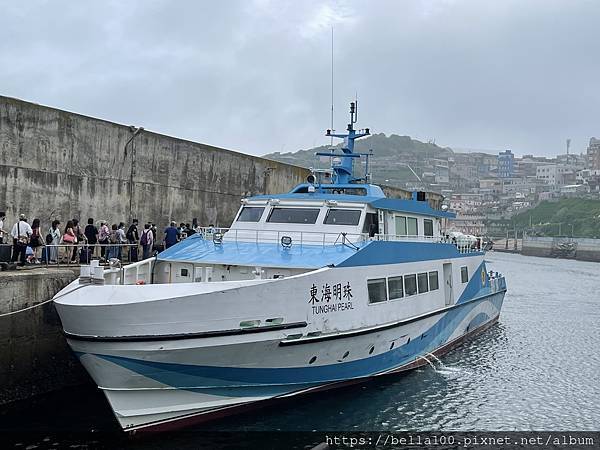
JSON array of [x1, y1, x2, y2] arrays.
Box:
[[0, 211, 6, 244], [11, 213, 33, 266]]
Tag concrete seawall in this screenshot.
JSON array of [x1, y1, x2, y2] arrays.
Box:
[[0, 95, 309, 229], [521, 236, 600, 262], [0, 269, 89, 404]]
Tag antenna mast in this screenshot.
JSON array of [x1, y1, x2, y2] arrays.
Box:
[[330, 26, 334, 145]]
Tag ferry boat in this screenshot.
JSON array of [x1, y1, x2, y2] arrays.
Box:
[[53, 103, 507, 433]]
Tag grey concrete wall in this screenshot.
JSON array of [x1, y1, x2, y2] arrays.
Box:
[[0, 96, 309, 232], [0, 269, 88, 404], [522, 236, 600, 261]]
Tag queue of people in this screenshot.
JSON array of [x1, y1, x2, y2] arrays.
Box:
[[0, 211, 206, 266]]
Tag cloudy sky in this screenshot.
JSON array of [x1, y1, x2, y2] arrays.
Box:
[[1, 0, 599, 157]]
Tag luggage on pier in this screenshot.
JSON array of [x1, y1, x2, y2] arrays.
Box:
[[0, 244, 11, 263], [79, 247, 92, 264]]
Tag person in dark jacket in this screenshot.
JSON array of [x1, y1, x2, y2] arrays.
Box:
[[164, 221, 179, 249], [84, 218, 98, 257]]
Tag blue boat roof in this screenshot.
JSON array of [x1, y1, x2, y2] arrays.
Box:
[[248, 193, 381, 203], [370, 198, 456, 219], [157, 233, 364, 269]]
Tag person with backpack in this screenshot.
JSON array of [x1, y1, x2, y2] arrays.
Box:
[[106, 224, 119, 261], [140, 223, 154, 260]]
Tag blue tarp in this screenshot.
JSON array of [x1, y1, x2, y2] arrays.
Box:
[[157, 234, 364, 269]]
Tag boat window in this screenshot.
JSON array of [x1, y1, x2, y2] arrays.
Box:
[[180, 268, 189, 277], [424, 219, 434, 237], [362, 212, 379, 236], [395, 216, 407, 235], [417, 272, 429, 293], [461, 266, 469, 283], [267, 208, 320, 224], [367, 278, 387, 304], [388, 276, 404, 300], [404, 274, 417, 296], [407, 217, 418, 236], [237, 207, 265, 222], [324, 209, 362, 225], [429, 271, 439, 290]]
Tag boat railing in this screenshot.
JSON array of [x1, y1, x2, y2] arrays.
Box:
[[195, 227, 483, 253], [488, 272, 507, 292]]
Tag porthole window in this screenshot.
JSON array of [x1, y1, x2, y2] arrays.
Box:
[[309, 356, 317, 364], [390, 342, 395, 350], [342, 351, 350, 359], [368, 345, 375, 355]]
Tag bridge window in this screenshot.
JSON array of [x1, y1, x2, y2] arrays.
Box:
[[424, 219, 434, 237], [407, 217, 418, 236], [395, 216, 407, 235], [388, 276, 404, 300], [237, 207, 265, 222], [367, 278, 387, 304], [417, 272, 429, 293], [404, 274, 417, 296], [324, 209, 362, 226], [428, 271, 439, 290], [267, 208, 320, 224]]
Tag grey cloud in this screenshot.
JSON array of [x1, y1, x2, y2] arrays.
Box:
[[1, 0, 599, 157]]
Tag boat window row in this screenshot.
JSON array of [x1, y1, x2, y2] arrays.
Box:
[[367, 271, 439, 304], [394, 215, 434, 237], [236, 206, 362, 226]]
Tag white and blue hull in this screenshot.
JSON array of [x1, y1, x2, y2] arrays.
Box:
[[56, 252, 506, 432]]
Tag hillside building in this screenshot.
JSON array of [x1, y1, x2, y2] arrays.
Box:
[[498, 150, 515, 178]]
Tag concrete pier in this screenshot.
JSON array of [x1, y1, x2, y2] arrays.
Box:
[[0, 268, 89, 404]]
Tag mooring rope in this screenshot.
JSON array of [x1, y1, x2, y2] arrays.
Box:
[[0, 284, 87, 318]]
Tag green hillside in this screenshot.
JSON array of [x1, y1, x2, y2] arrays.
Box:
[[263, 133, 453, 187], [512, 199, 600, 238]]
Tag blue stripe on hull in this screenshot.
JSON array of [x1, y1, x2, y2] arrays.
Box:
[[92, 291, 504, 392]]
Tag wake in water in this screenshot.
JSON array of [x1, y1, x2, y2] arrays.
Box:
[[419, 353, 467, 376]]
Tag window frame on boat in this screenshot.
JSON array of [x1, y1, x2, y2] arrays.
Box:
[[323, 208, 362, 226], [367, 270, 441, 305], [367, 278, 388, 304], [461, 266, 469, 283], [394, 214, 419, 236], [236, 206, 266, 223], [388, 275, 404, 300], [266, 207, 321, 224], [417, 272, 429, 294], [423, 219, 434, 237]]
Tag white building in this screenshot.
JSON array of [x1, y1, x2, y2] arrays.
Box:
[[536, 164, 575, 186]]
